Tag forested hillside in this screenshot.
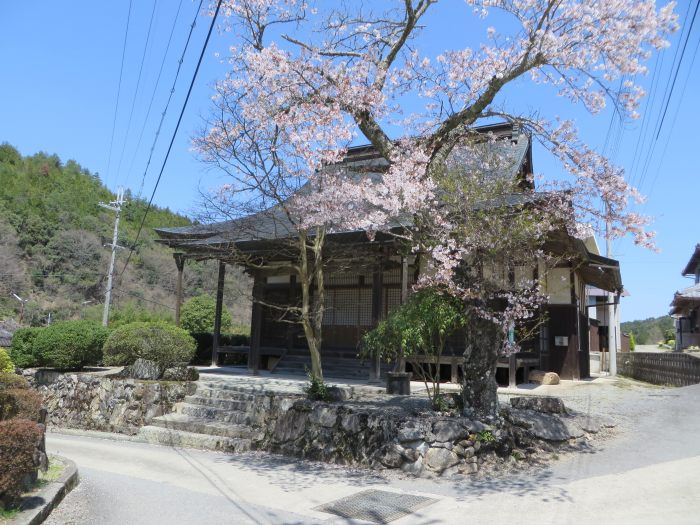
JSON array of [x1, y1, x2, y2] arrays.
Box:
[[0, 143, 250, 326], [621, 315, 675, 345]]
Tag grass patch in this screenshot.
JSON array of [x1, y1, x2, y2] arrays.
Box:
[[0, 507, 20, 520]]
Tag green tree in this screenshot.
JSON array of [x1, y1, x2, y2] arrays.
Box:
[[361, 288, 465, 408], [180, 295, 232, 333]]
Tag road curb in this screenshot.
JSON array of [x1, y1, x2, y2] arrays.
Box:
[[12, 455, 79, 525]]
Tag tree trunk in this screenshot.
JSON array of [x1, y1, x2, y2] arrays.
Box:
[[298, 229, 325, 382], [462, 318, 501, 422]]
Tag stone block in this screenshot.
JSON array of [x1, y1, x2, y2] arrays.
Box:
[[509, 409, 584, 441], [528, 370, 560, 385], [510, 396, 567, 414], [397, 420, 429, 442], [309, 405, 338, 428], [340, 413, 363, 434], [432, 420, 469, 442], [424, 447, 460, 472], [400, 456, 423, 476], [378, 444, 405, 468]]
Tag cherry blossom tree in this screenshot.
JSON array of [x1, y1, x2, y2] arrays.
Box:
[[196, 0, 676, 414]]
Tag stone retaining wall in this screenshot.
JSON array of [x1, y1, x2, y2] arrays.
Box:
[[245, 394, 604, 477], [618, 352, 700, 386], [24, 369, 196, 435], [251, 397, 492, 476]]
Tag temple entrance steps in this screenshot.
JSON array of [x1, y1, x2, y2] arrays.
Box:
[[271, 347, 393, 379], [137, 381, 271, 452]]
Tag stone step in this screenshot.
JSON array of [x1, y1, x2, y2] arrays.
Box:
[[150, 413, 256, 439], [183, 395, 251, 411], [138, 425, 252, 453], [177, 403, 251, 424], [194, 386, 270, 400]]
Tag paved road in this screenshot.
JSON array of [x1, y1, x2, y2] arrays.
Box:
[[46, 380, 700, 525]]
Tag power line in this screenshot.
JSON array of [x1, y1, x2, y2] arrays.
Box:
[[106, 0, 133, 187], [114, 0, 160, 188], [134, 0, 198, 200], [118, 0, 223, 279], [124, 0, 186, 192], [654, 0, 700, 141], [642, 24, 700, 201], [636, 0, 699, 192]]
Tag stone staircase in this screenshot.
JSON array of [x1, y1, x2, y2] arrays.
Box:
[[138, 380, 279, 452], [272, 348, 392, 379]]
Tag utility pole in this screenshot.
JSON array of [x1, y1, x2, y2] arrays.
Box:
[[605, 203, 617, 376], [99, 188, 127, 327], [12, 293, 28, 325]]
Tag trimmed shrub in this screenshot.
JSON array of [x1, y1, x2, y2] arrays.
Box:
[[103, 322, 196, 375], [9, 327, 42, 368], [0, 419, 44, 505], [180, 295, 232, 333], [33, 321, 108, 370], [0, 348, 13, 373], [0, 372, 29, 390], [0, 388, 42, 422]]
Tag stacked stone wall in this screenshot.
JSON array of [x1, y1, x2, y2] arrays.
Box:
[[23, 369, 195, 435]]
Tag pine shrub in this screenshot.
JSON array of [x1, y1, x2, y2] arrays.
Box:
[[102, 322, 196, 375], [33, 320, 108, 370], [9, 327, 42, 368]]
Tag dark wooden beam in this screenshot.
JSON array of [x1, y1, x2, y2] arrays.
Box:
[[173, 253, 186, 327], [212, 260, 226, 367]]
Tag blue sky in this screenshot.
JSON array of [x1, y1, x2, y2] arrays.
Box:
[[0, 1, 698, 322]]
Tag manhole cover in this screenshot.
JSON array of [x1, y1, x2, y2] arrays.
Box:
[[315, 489, 438, 523]]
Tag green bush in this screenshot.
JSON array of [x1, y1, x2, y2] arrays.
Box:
[[0, 348, 13, 373], [0, 372, 28, 390], [9, 328, 42, 368], [33, 321, 108, 370], [180, 295, 232, 333], [628, 332, 636, 351], [102, 322, 196, 374]]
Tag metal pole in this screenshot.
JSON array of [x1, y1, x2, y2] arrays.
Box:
[[605, 203, 617, 376], [100, 188, 126, 327]]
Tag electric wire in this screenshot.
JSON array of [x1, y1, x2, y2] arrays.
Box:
[[125, 0, 186, 196], [128, 0, 204, 204], [114, 0, 160, 188], [118, 0, 223, 280], [105, 0, 134, 187], [636, 0, 699, 192]]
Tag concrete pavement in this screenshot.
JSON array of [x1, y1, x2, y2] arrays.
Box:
[[45, 379, 700, 524]]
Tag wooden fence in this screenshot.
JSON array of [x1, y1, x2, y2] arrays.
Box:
[[618, 352, 700, 386]]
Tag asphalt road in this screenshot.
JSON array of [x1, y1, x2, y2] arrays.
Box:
[[45, 380, 700, 525]]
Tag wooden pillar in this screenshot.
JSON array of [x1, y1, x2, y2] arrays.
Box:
[[369, 255, 384, 382], [211, 260, 226, 367], [248, 271, 263, 375], [398, 255, 409, 373], [173, 253, 186, 327]]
